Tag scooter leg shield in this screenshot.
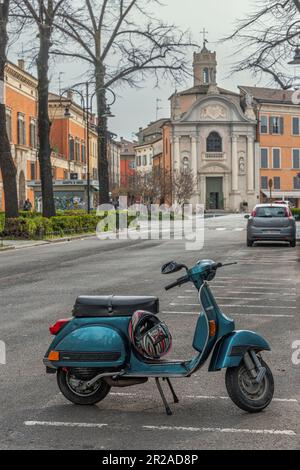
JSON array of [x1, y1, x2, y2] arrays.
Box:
[[208, 330, 271, 372]]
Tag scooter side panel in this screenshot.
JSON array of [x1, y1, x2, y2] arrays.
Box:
[[208, 330, 271, 371], [45, 318, 130, 369]]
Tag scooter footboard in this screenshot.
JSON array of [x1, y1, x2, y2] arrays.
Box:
[[209, 330, 271, 371]]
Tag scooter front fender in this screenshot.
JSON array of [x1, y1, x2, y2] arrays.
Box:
[[208, 330, 271, 372]]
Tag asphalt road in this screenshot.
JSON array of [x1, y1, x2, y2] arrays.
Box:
[[0, 214, 299, 450]]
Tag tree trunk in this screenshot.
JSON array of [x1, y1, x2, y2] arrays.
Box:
[[95, 62, 110, 205], [0, 0, 19, 219], [36, 25, 56, 217]]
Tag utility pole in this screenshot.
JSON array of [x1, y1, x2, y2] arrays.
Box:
[[85, 82, 91, 214]]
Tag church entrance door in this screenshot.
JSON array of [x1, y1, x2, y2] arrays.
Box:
[[206, 177, 224, 210]]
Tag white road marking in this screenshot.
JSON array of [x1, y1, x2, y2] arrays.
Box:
[[24, 421, 297, 437], [214, 279, 296, 285], [170, 303, 297, 309], [110, 392, 136, 397], [177, 296, 296, 302], [162, 311, 295, 318], [186, 395, 298, 404], [24, 421, 108, 429], [143, 425, 297, 437], [186, 286, 297, 292], [216, 228, 227, 231]]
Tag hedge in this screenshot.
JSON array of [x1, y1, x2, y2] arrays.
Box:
[[292, 208, 300, 220], [0, 212, 137, 239]]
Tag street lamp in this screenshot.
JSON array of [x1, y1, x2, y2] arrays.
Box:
[[60, 83, 116, 213]]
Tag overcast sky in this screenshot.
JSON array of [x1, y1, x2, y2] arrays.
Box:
[[12, 0, 262, 140]]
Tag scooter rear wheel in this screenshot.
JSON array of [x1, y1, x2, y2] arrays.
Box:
[[225, 358, 274, 413], [57, 369, 111, 406]]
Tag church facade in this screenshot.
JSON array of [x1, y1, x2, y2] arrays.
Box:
[[163, 44, 260, 212]]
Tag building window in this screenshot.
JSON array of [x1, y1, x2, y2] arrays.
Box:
[[272, 149, 281, 169], [17, 113, 26, 145], [69, 137, 75, 161], [274, 177, 281, 190], [293, 149, 300, 169], [203, 67, 209, 84], [207, 132, 222, 152], [30, 118, 38, 149], [260, 149, 269, 169], [261, 176, 268, 190], [6, 108, 12, 141], [30, 162, 36, 180], [294, 176, 300, 190], [270, 116, 284, 135], [63, 170, 68, 180], [260, 116, 268, 134], [81, 144, 86, 163], [75, 140, 80, 161], [292, 117, 300, 136], [143, 156, 147, 166]]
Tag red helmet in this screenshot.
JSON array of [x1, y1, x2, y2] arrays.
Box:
[[129, 311, 172, 360]]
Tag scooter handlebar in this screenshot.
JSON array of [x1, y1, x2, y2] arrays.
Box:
[[165, 275, 189, 291]]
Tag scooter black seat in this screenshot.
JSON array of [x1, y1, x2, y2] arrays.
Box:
[[73, 295, 159, 318]]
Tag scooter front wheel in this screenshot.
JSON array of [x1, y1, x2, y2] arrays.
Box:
[[57, 369, 111, 406], [225, 358, 274, 413]]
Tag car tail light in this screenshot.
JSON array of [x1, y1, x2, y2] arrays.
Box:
[[251, 210, 256, 217], [49, 319, 71, 335]]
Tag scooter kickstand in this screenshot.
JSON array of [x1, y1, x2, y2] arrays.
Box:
[[164, 378, 179, 404], [155, 378, 172, 416]]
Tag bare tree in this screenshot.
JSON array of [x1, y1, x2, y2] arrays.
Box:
[[172, 168, 196, 206], [13, 0, 67, 217], [0, 0, 19, 219], [54, 0, 194, 204], [225, 0, 300, 89]]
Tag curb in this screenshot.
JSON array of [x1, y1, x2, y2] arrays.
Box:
[[0, 246, 15, 252], [45, 233, 95, 244]]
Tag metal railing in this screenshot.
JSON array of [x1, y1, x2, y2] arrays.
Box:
[[204, 152, 225, 159]]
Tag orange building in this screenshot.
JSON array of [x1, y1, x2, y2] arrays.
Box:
[[119, 138, 136, 187], [0, 60, 38, 210], [240, 87, 300, 208]]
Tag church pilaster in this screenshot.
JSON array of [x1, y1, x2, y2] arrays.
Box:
[[173, 136, 180, 172], [247, 135, 255, 192], [231, 134, 239, 192]]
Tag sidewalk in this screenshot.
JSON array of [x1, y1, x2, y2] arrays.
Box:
[[0, 233, 96, 251]]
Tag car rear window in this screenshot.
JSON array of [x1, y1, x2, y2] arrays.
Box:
[[255, 207, 287, 218]]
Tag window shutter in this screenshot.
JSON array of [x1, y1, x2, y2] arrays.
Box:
[[17, 117, 21, 144], [280, 117, 284, 135], [269, 117, 273, 134], [293, 117, 300, 135]]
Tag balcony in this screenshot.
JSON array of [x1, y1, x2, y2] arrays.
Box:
[[204, 152, 225, 160]]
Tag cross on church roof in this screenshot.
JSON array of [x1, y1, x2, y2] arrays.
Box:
[[200, 28, 209, 48]]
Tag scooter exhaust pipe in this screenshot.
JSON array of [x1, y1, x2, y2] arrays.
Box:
[[104, 377, 148, 388]]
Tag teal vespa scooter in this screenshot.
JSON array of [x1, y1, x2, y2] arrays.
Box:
[[44, 260, 274, 415]]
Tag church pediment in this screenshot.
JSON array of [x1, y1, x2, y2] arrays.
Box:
[[180, 95, 251, 123], [199, 104, 228, 121]]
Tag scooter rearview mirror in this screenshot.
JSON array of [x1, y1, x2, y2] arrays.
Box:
[[161, 261, 184, 275]]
